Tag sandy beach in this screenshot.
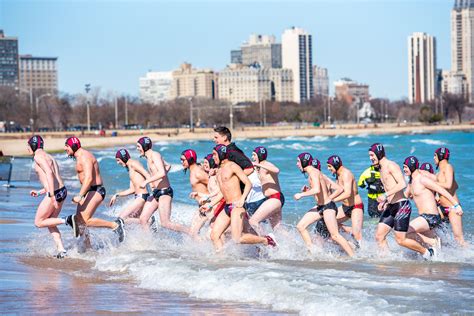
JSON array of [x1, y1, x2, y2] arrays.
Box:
[[1, 122, 473, 156]]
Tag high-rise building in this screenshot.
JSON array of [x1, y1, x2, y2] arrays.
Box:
[[139, 71, 172, 104], [19, 55, 58, 94], [282, 27, 313, 103], [439, 70, 469, 96], [230, 34, 281, 68], [170, 63, 217, 99], [313, 66, 329, 97], [451, 0, 474, 101], [0, 30, 19, 88], [218, 63, 293, 104], [408, 32, 437, 104], [334, 78, 370, 104]]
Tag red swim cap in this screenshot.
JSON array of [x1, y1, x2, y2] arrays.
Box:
[[65, 136, 81, 153], [181, 149, 197, 166]]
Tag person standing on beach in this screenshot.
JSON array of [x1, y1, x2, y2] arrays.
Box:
[[325, 155, 364, 247], [370, 143, 434, 259], [432, 147, 466, 246], [403, 156, 461, 250], [64, 136, 124, 244], [209, 144, 277, 251], [109, 149, 151, 224], [28, 135, 70, 258], [137, 137, 189, 234], [295, 153, 354, 256], [213, 126, 267, 217], [358, 164, 385, 218], [249, 146, 283, 235]]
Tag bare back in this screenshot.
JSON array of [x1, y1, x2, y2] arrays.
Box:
[[337, 167, 362, 206], [379, 159, 405, 203], [146, 151, 170, 189], [34, 150, 63, 192], [76, 149, 102, 186], [437, 163, 459, 207], [308, 168, 332, 205]]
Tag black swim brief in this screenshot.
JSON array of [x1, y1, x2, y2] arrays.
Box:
[[135, 193, 150, 201], [342, 203, 364, 218], [88, 184, 106, 201], [53, 186, 68, 203], [420, 214, 442, 230], [316, 201, 337, 215], [152, 187, 174, 201], [379, 199, 412, 232]]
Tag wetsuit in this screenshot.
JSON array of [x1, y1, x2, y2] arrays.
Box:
[[358, 166, 384, 218]]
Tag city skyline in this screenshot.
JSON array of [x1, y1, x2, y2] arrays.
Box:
[[1, 0, 451, 100]]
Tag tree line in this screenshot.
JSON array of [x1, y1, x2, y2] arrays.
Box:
[[0, 86, 472, 132]]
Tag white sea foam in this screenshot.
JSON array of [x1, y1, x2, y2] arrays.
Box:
[[169, 163, 184, 173], [348, 140, 362, 147], [410, 139, 445, 146], [287, 143, 313, 150], [268, 144, 285, 150]]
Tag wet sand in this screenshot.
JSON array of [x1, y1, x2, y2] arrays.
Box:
[[1, 123, 473, 156]]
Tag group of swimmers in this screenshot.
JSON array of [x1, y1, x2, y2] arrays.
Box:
[[27, 126, 465, 259]]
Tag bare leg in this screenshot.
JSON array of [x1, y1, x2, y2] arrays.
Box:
[[296, 209, 322, 250], [407, 216, 436, 246], [210, 211, 230, 251], [375, 222, 392, 250], [394, 230, 428, 254], [35, 197, 66, 252], [34, 197, 65, 228], [351, 208, 364, 242], [248, 198, 281, 235], [157, 195, 190, 234], [449, 211, 467, 246], [190, 210, 212, 238], [235, 209, 268, 245], [78, 192, 116, 229], [138, 197, 159, 229], [119, 198, 146, 220], [324, 210, 354, 257]]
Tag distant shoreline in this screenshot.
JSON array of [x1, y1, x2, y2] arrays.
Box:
[[1, 123, 472, 156]]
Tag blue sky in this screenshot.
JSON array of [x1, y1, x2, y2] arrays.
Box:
[[1, 0, 451, 100]]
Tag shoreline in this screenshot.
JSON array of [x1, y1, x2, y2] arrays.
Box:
[[0, 123, 472, 156]]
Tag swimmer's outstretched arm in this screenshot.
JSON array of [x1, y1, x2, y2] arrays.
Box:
[[132, 160, 151, 180], [332, 172, 352, 203], [323, 175, 343, 201], [421, 176, 462, 215], [254, 161, 280, 174]]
